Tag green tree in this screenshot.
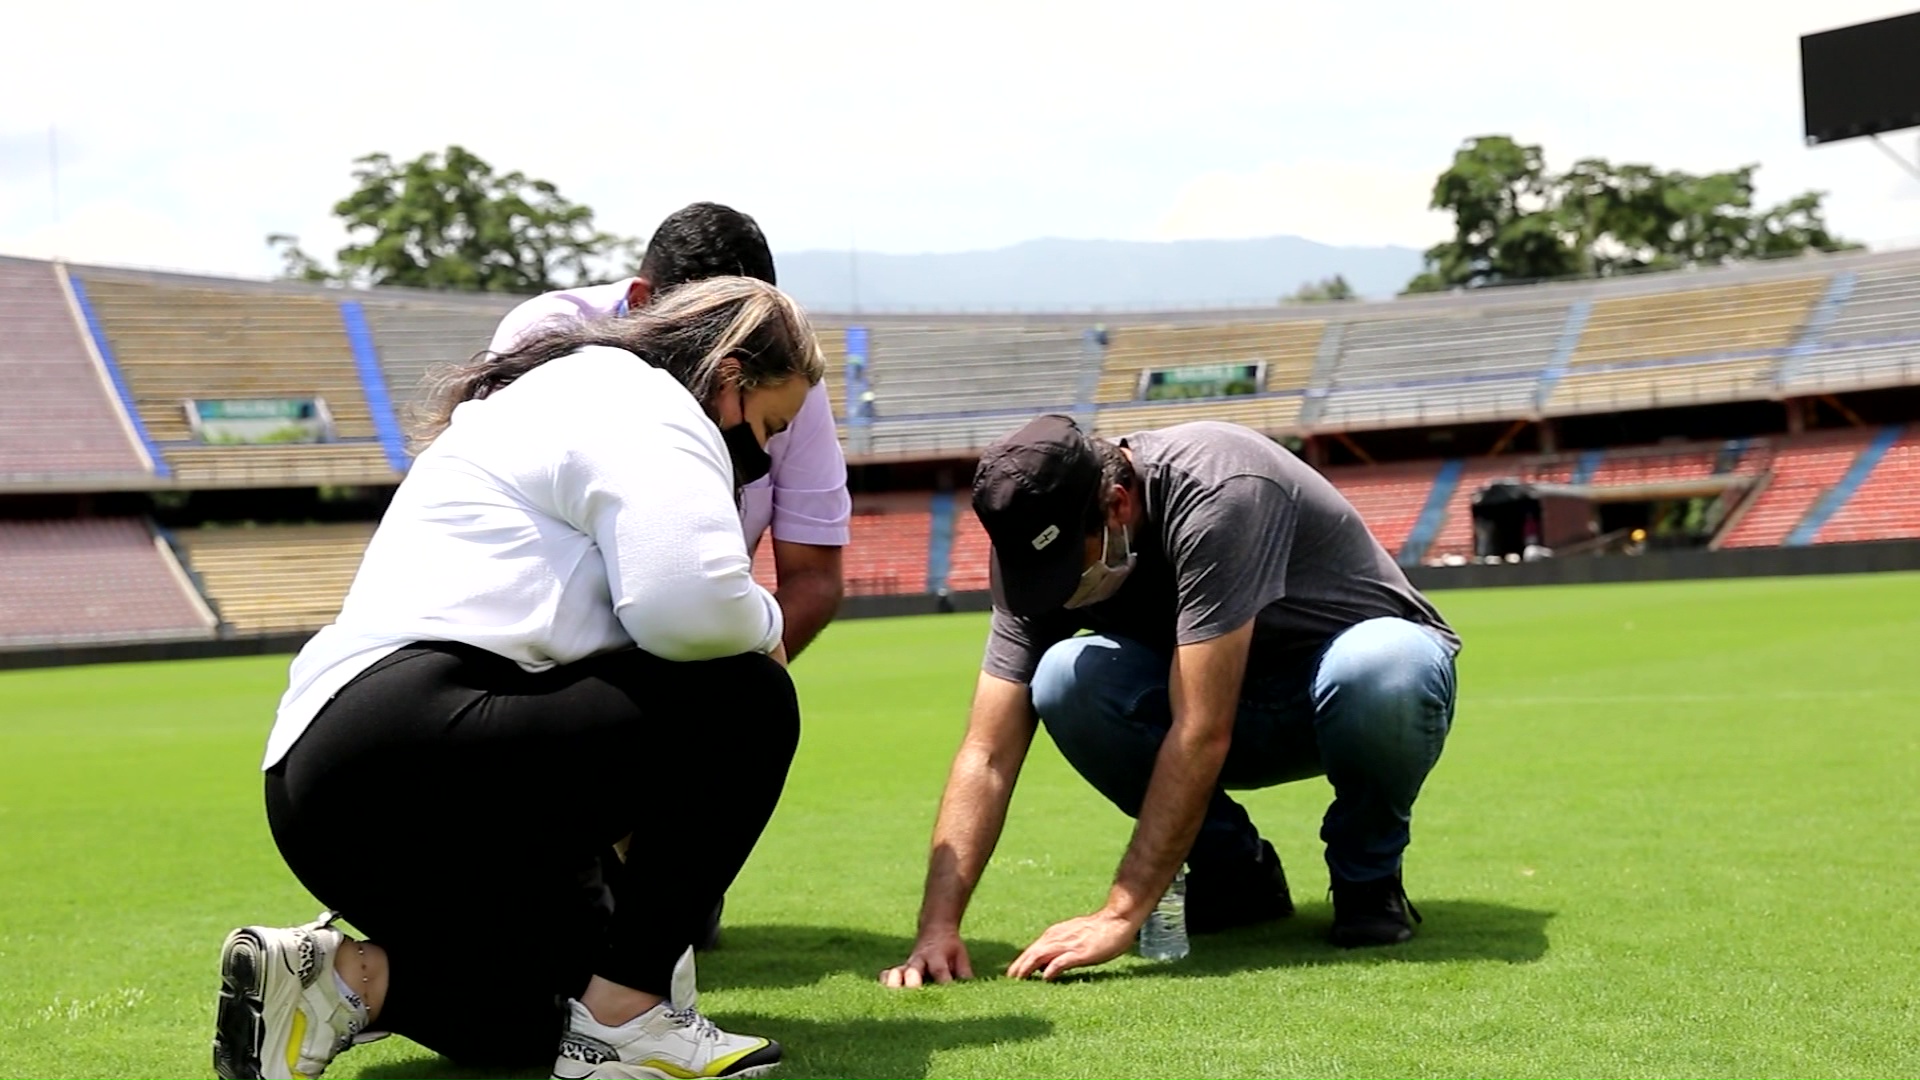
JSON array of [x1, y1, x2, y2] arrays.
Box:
[[1404, 136, 1576, 293], [1405, 136, 1859, 293], [266, 234, 334, 284], [267, 146, 636, 293], [1285, 274, 1356, 303]]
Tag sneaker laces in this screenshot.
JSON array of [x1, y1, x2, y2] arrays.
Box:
[[665, 1004, 722, 1044]]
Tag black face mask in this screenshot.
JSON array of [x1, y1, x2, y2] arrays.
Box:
[[722, 391, 773, 488]]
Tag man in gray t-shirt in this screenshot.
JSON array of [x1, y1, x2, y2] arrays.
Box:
[[881, 415, 1460, 989]]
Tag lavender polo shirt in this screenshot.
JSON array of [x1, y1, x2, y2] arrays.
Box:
[[489, 279, 851, 550]]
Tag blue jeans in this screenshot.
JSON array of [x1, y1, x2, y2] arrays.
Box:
[[1029, 617, 1457, 883]]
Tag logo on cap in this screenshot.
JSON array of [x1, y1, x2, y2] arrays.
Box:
[[1031, 524, 1061, 550]]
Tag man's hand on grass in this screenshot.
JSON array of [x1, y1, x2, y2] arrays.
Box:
[[880, 927, 974, 988], [1006, 908, 1138, 982]]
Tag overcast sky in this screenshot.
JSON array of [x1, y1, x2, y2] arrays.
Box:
[[1, 0, 1914, 280]]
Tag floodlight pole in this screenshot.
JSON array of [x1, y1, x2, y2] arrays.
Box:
[[1867, 133, 1920, 185]]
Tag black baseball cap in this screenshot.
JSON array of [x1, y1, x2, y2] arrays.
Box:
[[973, 414, 1100, 616]]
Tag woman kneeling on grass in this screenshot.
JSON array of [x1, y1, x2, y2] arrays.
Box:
[[213, 277, 819, 1080]]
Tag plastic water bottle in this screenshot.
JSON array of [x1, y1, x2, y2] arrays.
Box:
[[1138, 869, 1190, 961]]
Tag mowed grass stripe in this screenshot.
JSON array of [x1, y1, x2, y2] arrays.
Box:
[[1, 573, 1917, 1078]]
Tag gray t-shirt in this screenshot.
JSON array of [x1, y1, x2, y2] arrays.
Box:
[[982, 421, 1460, 684]]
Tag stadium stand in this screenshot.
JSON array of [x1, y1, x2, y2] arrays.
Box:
[[74, 272, 399, 486], [1566, 277, 1826, 368], [355, 294, 514, 426], [1091, 395, 1305, 438], [1330, 304, 1566, 386], [0, 518, 214, 646], [1581, 443, 1766, 487], [1316, 304, 1563, 430], [1097, 321, 1323, 402], [948, 505, 992, 594], [1092, 321, 1320, 437], [1717, 431, 1875, 548], [854, 324, 1082, 455], [843, 499, 933, 596], [1545, 277, 1827, 414], [153, 445, 401, 489], [813, 323, 850, 419], [175, 523, 376, 635], [12, 248, 1920, 653], [1789, 265, 1920, 394], [1547, 356, 1780, 414], [749, 541, 781, 591], [1323, 463, 1443, 555], [1316, 377, 1543, 431], [866, 413, 1034, 457], [1425, 457, 1576, 562], [0, 259, 150, 482], [1813, 428, 1920, 544], [868, 326, 1082, 417]]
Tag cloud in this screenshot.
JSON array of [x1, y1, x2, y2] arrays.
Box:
[[1153, 161, 1450, 250], [3, 200, 245, 273], [3, 0, 1919, 274]]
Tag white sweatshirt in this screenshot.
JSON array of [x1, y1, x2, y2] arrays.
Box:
[[263, 346, 783, 768]]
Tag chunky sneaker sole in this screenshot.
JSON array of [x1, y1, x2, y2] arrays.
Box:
[[216, 926, 320, 1079], [556, 1057, 780, 1079], [213, 928, 271, 1079], [213, 918, 364, 1080]]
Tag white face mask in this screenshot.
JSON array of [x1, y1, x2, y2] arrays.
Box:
[[1064, 524, 1135, 609]]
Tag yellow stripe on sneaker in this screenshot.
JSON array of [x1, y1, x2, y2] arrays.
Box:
[[638, 1038, 770, 1079], [287, 1011, 311, 1079]]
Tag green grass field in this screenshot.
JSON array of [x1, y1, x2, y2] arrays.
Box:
[[3, 574, 1919, 1078]]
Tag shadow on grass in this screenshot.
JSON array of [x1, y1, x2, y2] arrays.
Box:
[[349, 1013, 1052, 1080], [1067, 899, 1555, 983], [698, 923, 1024, 991], [351, 1057, 543, 1080], [711, 1013, 1054, 1080]]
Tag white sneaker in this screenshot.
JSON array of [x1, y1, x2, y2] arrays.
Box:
[[551, 948, 778, 1079], [213, 913, 369, 1079]]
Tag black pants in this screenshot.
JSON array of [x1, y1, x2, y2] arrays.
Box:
[[265, 642, 800, 1067]]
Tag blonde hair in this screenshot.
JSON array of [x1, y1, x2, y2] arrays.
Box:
[[415, 276, 822, 445]]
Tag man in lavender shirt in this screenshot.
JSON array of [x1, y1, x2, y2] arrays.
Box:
[[491, 202, 850, 660], [493, 204, 847, 953]]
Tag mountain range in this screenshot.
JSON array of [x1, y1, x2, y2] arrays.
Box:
[[774, 235, 1427, 313]]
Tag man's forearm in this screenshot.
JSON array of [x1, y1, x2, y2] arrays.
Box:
[[1108, 728, 1231, 922], [1105, 624, 1254, 923], [775, 568, 841, 658], [919, 750, 1019, 932]]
